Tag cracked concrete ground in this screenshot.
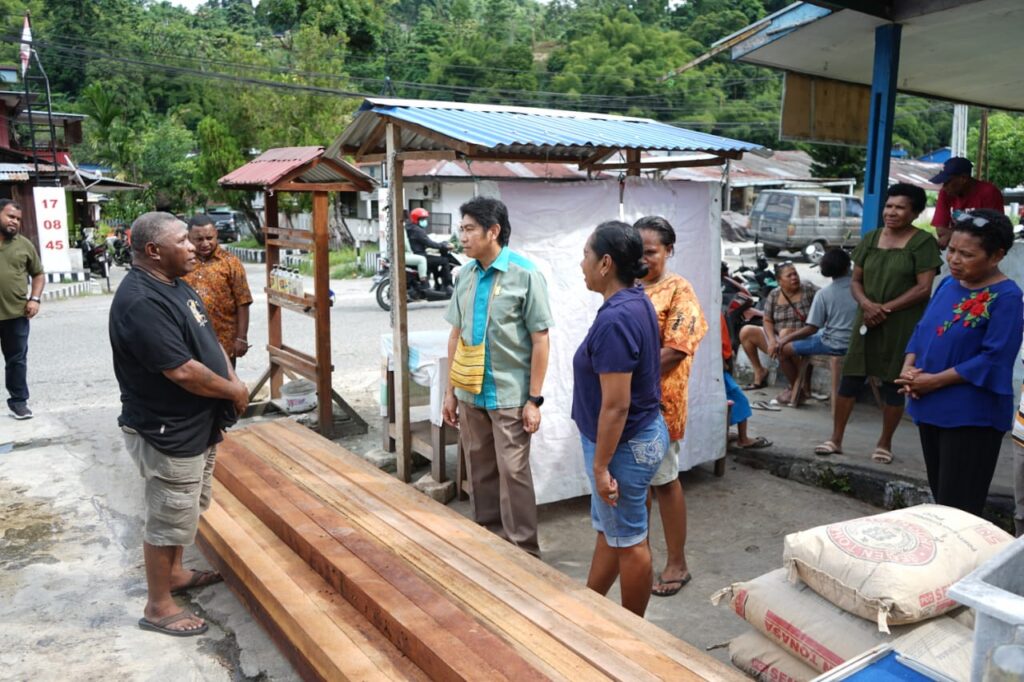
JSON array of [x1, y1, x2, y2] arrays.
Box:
[[0, 265, 883, 679]]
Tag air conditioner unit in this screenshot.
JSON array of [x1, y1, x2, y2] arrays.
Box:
[[419, 182, 442, 200]]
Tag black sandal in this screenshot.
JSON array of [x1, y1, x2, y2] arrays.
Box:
[[741, 378, 768, 391]]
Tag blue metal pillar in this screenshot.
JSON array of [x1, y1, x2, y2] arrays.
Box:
[[862, 23, 902, 235]]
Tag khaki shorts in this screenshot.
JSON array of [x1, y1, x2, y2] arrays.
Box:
[[650, 439, 682, 487], [121, 426, 217, 547]]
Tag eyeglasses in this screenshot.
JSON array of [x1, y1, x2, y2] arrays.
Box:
[[773, 260, 794, 273]]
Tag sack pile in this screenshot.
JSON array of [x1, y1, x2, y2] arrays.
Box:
[[714, 505, 1013, 681]]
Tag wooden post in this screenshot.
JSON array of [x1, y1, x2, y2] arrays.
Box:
[[265, 191, 283, 399], [625, 149, 641, 177], [312, 190, 334, 439], [977, 108, 989, 181], [387, 123, 412, 481]]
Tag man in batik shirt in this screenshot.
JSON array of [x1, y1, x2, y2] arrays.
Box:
[[183, 215, 253, 364]]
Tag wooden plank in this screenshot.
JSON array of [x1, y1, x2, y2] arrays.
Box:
[[380, 114, 476, 156], [577, 148, 617, 169], [260, 420, 743, 681], [265, 226, 314, 243], [215, 442, 539, 682], [590, 157, 727, 171], [210, 484, 431, 681], [357, 120, 387, 158], [275, 182, 361, 193], [265, 290, 317, 318], [199, 494, 418, 681], [268, 345, 319, 380], [228, 429, 593, 682], [266, 237, 316, 251], [359, 150, 460, 163], [387, 123, 413, 481], [312, 190, 333, 439], [242, 425, 672, 681]]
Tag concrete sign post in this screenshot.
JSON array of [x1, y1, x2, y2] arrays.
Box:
[[33, 186, 71, 273]]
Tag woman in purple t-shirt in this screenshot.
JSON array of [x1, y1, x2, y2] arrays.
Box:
[[572, 220, 668, 617]]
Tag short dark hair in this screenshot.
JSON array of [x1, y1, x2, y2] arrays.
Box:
[[0, 198, 21, 212], [952, 209, 1013, 257], [590, 220, 648, 285], [886, 183, 926, 214], [819, 248, 851, 278], [633, 215, 676, 250], [131, 211, 184, 256], [460, 196, 511, 247], [188, 214, 215, 229]]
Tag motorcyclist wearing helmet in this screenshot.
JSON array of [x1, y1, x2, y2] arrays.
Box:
[[406, 208, 453, 291]]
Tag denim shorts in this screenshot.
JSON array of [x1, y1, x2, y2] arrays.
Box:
[[581, 414, 668, 548], [791, 331, 845, 357]]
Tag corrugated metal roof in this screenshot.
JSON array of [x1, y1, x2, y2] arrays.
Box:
[[384, 159, 609, 181], [329, 98, 764, 161], [219, 146, 375, 190]]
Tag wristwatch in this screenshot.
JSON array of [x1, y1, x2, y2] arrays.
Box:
[[28, 296, 40, 303], [527, 395, 544, 407]]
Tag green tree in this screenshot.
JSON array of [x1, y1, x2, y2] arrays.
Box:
[[806, 144, 866, 185], [969, 113, 1024, 190], [135, 118, 198, 210]]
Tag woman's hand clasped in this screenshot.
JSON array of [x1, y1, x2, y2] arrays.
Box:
[[594, 467, 619, 507], [861, 301, 891, 327], [895, 367, 941, 399]]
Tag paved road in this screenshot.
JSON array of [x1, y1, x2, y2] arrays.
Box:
[[0, 261, 882, 680]]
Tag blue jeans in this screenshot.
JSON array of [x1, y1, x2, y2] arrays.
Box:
[[0, 316, 29, 408], [580, 414, 668, 547], [790, 331, 845, 357]]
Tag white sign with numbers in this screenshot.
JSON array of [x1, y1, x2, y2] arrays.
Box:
[[33, 186, 71, 273]]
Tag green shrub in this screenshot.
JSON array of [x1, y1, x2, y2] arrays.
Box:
[[233, 237, 262, 249]]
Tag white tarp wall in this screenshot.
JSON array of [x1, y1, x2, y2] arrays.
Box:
[[494, 178, 726, 504]]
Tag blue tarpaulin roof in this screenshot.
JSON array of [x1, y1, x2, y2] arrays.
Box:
[[329, 98, 763, 163]]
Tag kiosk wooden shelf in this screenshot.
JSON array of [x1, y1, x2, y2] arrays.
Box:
[[219, 146, 375, 439]]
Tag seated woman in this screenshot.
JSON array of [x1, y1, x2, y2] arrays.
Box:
[[778, 248, 858, 405], [898, 210, 1023, 516], [572, 220, 667, 617], [816, 183, 941, 461], [738, 261, 818, 402]]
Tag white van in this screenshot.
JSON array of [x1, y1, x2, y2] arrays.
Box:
[[750, 190, 863, 263]]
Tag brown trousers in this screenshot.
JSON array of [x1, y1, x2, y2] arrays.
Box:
[[459, 401, 539, 556]]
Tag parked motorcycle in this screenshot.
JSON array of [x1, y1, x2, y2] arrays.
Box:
[[108, 229, 132, 268], [79, 232, 110, 279], [370, 251, 460, 312]]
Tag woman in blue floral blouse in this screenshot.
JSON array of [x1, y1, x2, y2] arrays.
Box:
[[898, 210, 1023, 516]]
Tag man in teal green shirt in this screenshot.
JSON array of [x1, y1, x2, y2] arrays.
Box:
[[0, 199, 44, 420], [442, 196, 553, 557]]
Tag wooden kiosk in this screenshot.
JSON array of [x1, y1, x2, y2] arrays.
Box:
[[219, 147, 375, 439]]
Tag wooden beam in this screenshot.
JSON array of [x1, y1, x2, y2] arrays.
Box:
[[387, 122, 413, 482], [590, 157, 727, 171], [379, 115, 476, 156], [317, 157, 376, 192], [264, 191, 284, 399], [359, 150, 460, 164], [273, 182, 362, 193], [357, 120, 387, 158], [577, 148, 618, 169], [265, 226, 315, 243], [268, 346, 318, 383], [625, 150, 642, 177], [275, 157, 323, 188], [657, 21, 769, 83], [312, 190, 333, 439]]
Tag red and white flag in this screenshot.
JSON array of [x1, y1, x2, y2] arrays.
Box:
[[19, 14, 31, 77]]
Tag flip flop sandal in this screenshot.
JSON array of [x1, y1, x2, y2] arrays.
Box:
[[751, 400, 782, 412], [138, 610, 209, 637], [171, 569, 223, 596], [814, 440, 842, 456], [739, 436, 772, 449], [651, 573, 692, 597], [871, 448, 894, 464], [741, 378, 769, 391]]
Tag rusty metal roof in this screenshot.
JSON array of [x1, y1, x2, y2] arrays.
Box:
[[219, 146, 376, 191]]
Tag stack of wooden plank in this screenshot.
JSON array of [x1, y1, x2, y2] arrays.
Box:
[[198, 419, 742, 681]]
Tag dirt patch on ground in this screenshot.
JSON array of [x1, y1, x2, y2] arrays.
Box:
[[0, 481, 63, 575]]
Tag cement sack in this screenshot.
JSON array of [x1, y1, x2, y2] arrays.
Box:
[[711, 568, 974, 675], [783, 504, 1012, 631], [729, 630, 818, 682]]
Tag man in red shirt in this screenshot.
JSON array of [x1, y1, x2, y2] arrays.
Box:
[[930, 156, 1004, 248]]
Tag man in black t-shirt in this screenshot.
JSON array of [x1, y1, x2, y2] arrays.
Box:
[[109, 211, 249, 637]]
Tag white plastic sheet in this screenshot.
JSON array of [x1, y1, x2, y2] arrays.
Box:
[[494, 178, 725, 504]]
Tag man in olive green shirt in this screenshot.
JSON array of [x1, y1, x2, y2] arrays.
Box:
[[0, 199, 44, 419], [442, 196, 552, 557]]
